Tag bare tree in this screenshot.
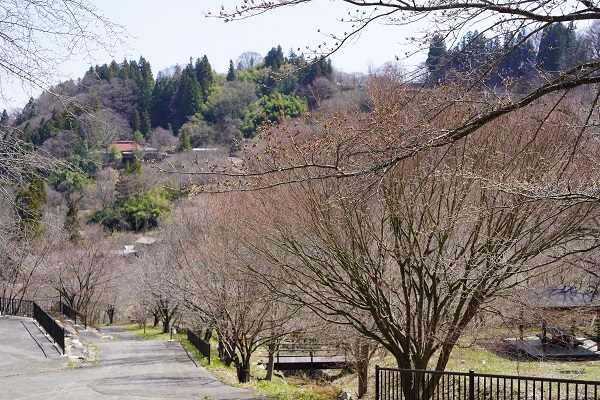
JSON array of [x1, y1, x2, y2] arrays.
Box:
[[0, 238, 54, 314], [224, 77, 599, 395], [235, 51, 263, 71], [0, 2, 124, 238], [148, 127, 177, 158], [81, 167, 118, 210], [44, 226, 123, 319], [200, 1, 600, 184], [582, 20, 600, 60], [0, 0, 125, 104], [80, 108, 131, 154], [131, 234, 181, 333], [151, 196, 303, 383], [0, 131, 64, 185]]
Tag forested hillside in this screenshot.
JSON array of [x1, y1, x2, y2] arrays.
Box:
[[2, 45, 352, 232], [3, 20, 598, 235], [12, 46, 338, 152]]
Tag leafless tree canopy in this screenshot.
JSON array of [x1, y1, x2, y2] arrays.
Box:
[[44, 227, 123, 317], [0, 0, 126, 103], [206, 1, 600, 182], [0, 1, 125, 241], [222, 75, 600, 383]]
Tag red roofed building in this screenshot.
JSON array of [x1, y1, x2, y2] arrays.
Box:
[[109, 140, 142, 162]]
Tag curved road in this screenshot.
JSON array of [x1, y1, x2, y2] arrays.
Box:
[[0, 316, 264, 400]]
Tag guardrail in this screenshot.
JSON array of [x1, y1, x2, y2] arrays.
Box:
[[0, 297, 33, 317], [187, 329, 210, 364], [33, 302, 65, 355], [61, 302, 87, 330], [376, 366, 600, 400]]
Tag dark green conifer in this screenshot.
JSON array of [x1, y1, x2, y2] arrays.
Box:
[[178, 129, 192, 152], [537, 23, 577, 72], [64, 198, 82, 243], [173, 72, 202, 132], [140, 110, 152, 139], [195, 55, 215, 101], [264, 45, 285, 70], [1, 110, 9, 126], [426, 34, 447, 84], [15, 178, 46, 239], [227, 60, 236, 81], [132, 109, 141, 132]]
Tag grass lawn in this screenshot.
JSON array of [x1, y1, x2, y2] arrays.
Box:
[[445, 341, 600, 381], [125, 324, 187, 341]]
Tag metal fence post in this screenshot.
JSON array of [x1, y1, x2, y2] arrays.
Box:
[[375, 364, 380, 400], [469, 370, 475, 400]]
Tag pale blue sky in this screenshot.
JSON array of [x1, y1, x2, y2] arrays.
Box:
[[5, 0, 424, 111], [93, 0, 421, 74]]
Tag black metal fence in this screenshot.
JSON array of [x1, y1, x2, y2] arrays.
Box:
[[187, 329, 210, 364], [0, 297, 33, 317], [376, 366, 600, 400], [33, 302, 65, 355], [61, 302, 87, 330]]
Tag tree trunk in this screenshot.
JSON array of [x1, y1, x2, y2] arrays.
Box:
[[266, 339, 276, 381], [163, 309, 170, 334], [357, 342, 369, 398], [237, 357, 251, 383], [203, 328, 212, 342], [106, 305, 115, 324], [217, 338, 234, 367]]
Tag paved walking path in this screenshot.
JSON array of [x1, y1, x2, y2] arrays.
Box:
[[0, 316, 265, 399]]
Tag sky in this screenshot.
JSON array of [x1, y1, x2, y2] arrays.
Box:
[[3, 0, 426, 111], [93, 0, 425, 74]]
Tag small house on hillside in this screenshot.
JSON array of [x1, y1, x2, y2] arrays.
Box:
[[110, 140, 142, 162]]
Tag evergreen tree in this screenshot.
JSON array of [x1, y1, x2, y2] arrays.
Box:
[[95, 63, 111, 80], [264, 45, 285, 70], [151, 71, 179, 129], [288, 49, 300, 66], [537, 23, 572, 72], [29, 175, 47, 206], [123, 157, 142, 174], [119, 58, 131, 79], [108, 60, 120, 78], [15, 178, 46, 239], [498, 30, 536, 81], [1, 109, 9, 126], [173, 71, 202, 132], [298, 56, 332, 87], [426, 34, 447, 84], [15, 97, 36, 126], [64, 198, 82, 243], [132, 109, 141, 132], [447, 30, 492, 80], [140, 110, 152, 139], [113, 174, 128, 209], [178, 128, 192, 152], [195, 55, 215, 101], [227, 60, 236, 81], [137, 56, 155, 114]]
